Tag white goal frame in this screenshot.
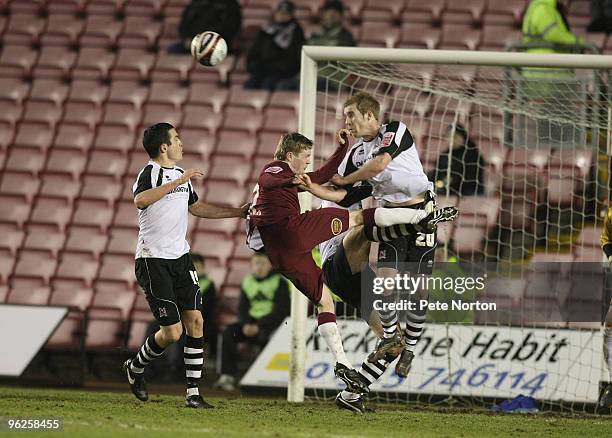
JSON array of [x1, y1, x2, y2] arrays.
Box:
[[288, 46, 612, 403]]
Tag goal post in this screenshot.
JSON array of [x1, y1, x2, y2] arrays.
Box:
[[289, 46, 612, 406]]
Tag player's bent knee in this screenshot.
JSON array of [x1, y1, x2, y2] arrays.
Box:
[[160, 323, 183, 343], [183, 312, 204, 336]]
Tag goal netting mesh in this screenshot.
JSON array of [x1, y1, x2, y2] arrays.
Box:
[[305, 57, 611, 411]]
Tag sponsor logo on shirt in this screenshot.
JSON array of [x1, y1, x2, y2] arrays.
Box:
[[382, 132, 395, 147], [265, 166, 284, 174], [331, 218, 343, 236]]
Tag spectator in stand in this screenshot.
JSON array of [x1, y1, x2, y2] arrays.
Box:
[[432, 123, 484, 196], [191, 253, 218, 357], [522, 0, 582, 56], [214, 253, 290, 391], [307, 1, 355, 47], [168, 0, 242, 54], [244, 0, 305, 91], [588, 0, 612, 33]]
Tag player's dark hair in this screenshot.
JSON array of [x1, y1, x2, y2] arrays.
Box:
[[142, 123, 175, 158], [344, 91, 380, 120], [274, 132, 313, 161]]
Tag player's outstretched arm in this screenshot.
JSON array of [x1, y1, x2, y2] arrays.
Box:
[[307, 129, 351, 185], [189, 201, 249, 219], [294, 174, 347, 202], [134, 168, 204, 209], [330, 152, 391, 186]]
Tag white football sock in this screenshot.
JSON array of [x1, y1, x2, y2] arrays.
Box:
[[374, 208, 427, 227], [318, 322, 351, 368], [605, 327, 612, 382]]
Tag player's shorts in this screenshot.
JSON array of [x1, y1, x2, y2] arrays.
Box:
[[258, 208, 350, 304], [322, 242, 377, 320], [377, 203, 437, 275], [135, 253, 201, 326]]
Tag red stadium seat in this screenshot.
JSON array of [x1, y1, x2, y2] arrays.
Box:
[[452, 224, 487, 256], [46, 313, 85, 350], [441, 0, 486, 26], [40, 14, 85, 47], [0, 285, 8, 302], [8, 0, 45, 14], [223, 106, 264, 134], [8, 286, 51, 305], [204, 181, 248, 208], [12, 121, 55, 151], [399, 24, 441, 49], [0, 224, 25, 257], [182, 105, 224, 133], [262, 107, 297, 133], [22, 100, 63, 128], [0, 195, 32, 228], [39, 174, 81, 205], [68, 79, 110, 106], [0, 44, 39, 78], [33, 46, 77, 80], [578, 226, 603, 249], [484, 0, 526, 27], [151, 51, 195, 83], [228, 85, 270, 112], [0, 78, 30, 105], [0, 249, 16, 284], [208, 155, 251, 186], [127, 313, 153, 351], [71, 200, 115, 232], [232, 234, 255, 261], [148, 81, 189, 109], [268, 90, 299, 113], [94, 125, 137, 154], [64, 226, 109, 260], [72, 48, 116, 81], [480, 25, 521, 51], [439, 25, 481, 50], [191, 231, 234, 266], [547, 177, 580, 208], [141, 103, 183, 128], [46, 0, 89, 15], [55, 251, 100, 287], [45, 148, 88, 180], [457, 196, 501, 229], [84, 307, 127, 350], [98, 254, 137, 288], [124, 0, 166, 17], [30, 197, 73, 231], [111, 48, 155, 82], [86, 150, 129, 179], [0, 101, 20, 130], [5, 146, 46, 176], [549, 148, 593, 178], [226, 258, 250, 287], [102, 104, 143, 131], [359, 23, 400, 48], [178, 128, 217, 161], [50, 288, 94, 312], [22, 224, 66, 258], [79, 15, 124, 49], [257, 132, 282, 158], [215, 129, 257, 160], [196, 214, 240, 239], [0, 171, 40, 203], [107, 228, 137, 255], [362, 0, 404, 23], [339, 0, 365, 22], [403, 0, 446, 24], [54, 123, 95, 152], [187, 81, 230, 113], [113, 200, 139, 229], [108, 80, 150, 109], [116, 16, 161, 50], [3, 13, 46, 46], [63, 103, 104, 128], [14, 250, 58, 284]]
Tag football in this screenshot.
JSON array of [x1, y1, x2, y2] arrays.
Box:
[[190, 31, 228, 67]]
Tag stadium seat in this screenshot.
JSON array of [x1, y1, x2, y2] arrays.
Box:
[[362, 0, 404, 23], [228, 85, 270, 112], [102, 104, 144, 132], [46, 312, 85, 350], [67, 79, 110, 107], [484, 0, 526, 27], [86, 150, 129, 179], [7, 286, 51, 305], [262, 107, 298, 133], [45, 149, 88, 181], [151, 51, 195, 83], [126, 311, 153, 351], [205, 181, 248, 208], [549, 148, 593, 178], [62, 102, 103, 130], [452, 223, 487, 256], [22, 100, 63, 128], [178, 128, 216, 161], [208, 155, 251, 186], [0, 195, 32, 229], [113, 200, 139, 229], [79, 15, 124, 49], [182, 104, 224, 132], [257, 132, 282, 158], [249, 157, 272, 183], [226, 259, 251, 287], [547, 177, 580, 208], [0, 285, 8, 302], [0, 44, 39, 78], [0, 224, 25, 257], [108, 80, 150, 109], [111, 48, 155, 82], [3, 13, 46, 46], [439, 25, 481, 51], [0, 249, 16, 284], [141, 103, 183, 128], [457, 196, 501, 229], [116, 16, 161, 50], [223, 106, 264, 134], [147, 81, 189, 109], [50, 288, 94, 312], [499, 197, 536, 232], [71, 200, 115, 232], [399, 23, 441, 49], [94, 125, 137, 154], [33, 47, 77, 80], [55, 252, 100, 287], [14, 250, 58, 284], [441, 0, 486, 26], [215, 129, 257, 160], [578, 226, 603, 249], [39, 14, 84, 47], [359, 23, 400, 48], [0, 171, 40, 203], [196, 214, 240, 239], [232, 234, 255, 261], [84, 307, 127, 350], [30, 197, 72, 231], [0, 77, 30, 107], [98, 254, 137, 288], [22, 224, 66, 258], [23, 77, 69, 108], [5, 146, 46, 176], [64, 226, 109, 260], [92, 288, 136, 320], [54, 123, 96, 153], [191, 231, 234, 266], [72, 48, 116, 81], [268, 90, 299, 114], [106, 228, 137, 255], [403, 0, 445, 24], [480, 25, 521, 51]]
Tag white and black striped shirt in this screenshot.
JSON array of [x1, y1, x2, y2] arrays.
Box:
[[133, 161, 199, 259]]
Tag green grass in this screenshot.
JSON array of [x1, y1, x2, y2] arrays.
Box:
[[0, 386, 610, 437]]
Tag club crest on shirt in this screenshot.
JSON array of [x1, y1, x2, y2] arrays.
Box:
[[158, 307, 167, 318], [265, 166, 283, 174], [331, 218, 343, 235], [382, 132, 395, 147]]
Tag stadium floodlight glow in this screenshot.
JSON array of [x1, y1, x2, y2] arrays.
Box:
[[290, 45, 612, 405]]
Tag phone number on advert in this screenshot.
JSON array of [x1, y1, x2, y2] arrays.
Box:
[[1, 418, 63, 431]]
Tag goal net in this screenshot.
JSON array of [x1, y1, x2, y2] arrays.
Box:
[[294, 47, 612, 411]]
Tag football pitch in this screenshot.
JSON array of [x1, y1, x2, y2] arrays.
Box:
[[0, 387, 610, 437]]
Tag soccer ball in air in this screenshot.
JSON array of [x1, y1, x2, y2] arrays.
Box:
[[190, 31, 228, 67]]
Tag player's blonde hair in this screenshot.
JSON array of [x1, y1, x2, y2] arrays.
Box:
[[343, 91, 380, 120], [274, 132, 313, 161]]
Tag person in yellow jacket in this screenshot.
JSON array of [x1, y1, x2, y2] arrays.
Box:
[[599, 208, 612, 410], [214, 252, 290, 391], [522, 0, 581, 55]]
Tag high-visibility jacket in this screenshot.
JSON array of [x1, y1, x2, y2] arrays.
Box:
[[522, 0, 579, 55]]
